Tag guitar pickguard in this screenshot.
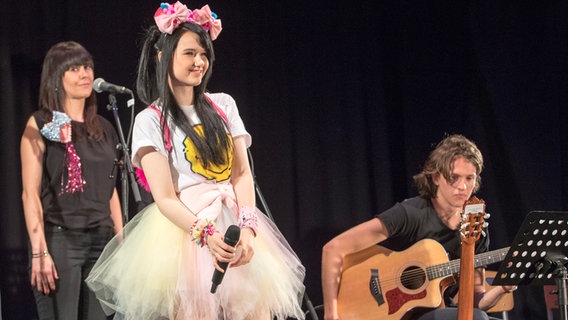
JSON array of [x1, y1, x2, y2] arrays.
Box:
[[385, 287, 427, 315]]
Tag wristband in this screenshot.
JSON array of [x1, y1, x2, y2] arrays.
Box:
[[190, 218, 218, 247], [238, 206, 258, 236]]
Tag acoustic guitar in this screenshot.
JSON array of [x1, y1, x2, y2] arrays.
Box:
[[337, 239, 508, 319]]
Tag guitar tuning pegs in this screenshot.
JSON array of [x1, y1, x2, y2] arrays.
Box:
[[484, 212, 491, 219]]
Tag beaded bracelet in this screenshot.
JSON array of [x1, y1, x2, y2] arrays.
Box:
[[32, 250, 49, 259], [190, 218, 219, 247], [238, 206, 258, 236]]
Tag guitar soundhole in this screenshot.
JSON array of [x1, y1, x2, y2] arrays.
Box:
[[401, 266, 426, 290]]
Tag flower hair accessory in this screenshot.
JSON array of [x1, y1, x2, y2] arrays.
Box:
[[154, 2, 222, 40], [40, 111, 86, 194]]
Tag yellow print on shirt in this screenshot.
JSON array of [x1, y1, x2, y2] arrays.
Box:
[[183, 124, 232, 181]]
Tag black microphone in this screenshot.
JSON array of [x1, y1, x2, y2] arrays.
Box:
[[211, 225, 241, 294], [93, 78, 133, 95]]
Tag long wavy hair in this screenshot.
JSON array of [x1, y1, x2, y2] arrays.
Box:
[[413, 134, 484, 199], [136, 22, 231, 168], [38, 41, 102, 140]]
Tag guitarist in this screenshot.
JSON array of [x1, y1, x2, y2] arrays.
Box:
[[322, 135, 517, 320]]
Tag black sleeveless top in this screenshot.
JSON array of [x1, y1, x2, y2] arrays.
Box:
[[34, 111, 119, 230]]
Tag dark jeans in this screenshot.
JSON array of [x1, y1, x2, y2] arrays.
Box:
[[32, 224, 113, 320], [415, 307, 490, 320]]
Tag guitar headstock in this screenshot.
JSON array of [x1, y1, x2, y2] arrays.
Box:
[[460, 196, 486, 243]]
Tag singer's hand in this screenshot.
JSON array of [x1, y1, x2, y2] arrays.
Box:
[[31, 254, 58, 295], [230, 228, 255, 267], [207, 232, 237, 272]]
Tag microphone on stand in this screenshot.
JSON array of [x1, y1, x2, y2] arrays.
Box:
[[93, 78, 133, 95], [211, 225, 241, 294]]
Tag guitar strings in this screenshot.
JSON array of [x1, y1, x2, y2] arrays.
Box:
[[367, 248, 510, 288]]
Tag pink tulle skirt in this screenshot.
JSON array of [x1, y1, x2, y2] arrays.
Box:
[[86, 185, 305, 320]]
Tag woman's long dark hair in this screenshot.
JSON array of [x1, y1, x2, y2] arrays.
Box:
[[38, 41, 102, 140], [136, 22, 231, 168]]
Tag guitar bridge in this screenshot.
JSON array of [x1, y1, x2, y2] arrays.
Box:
[[370, 268, 385, 306]]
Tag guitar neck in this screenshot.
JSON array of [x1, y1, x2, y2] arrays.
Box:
[[427, 247, 510, 280]]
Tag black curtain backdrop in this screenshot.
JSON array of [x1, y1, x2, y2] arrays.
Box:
[[2, 1, 567, 319]]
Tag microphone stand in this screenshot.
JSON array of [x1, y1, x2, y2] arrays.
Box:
[[247, 149, 319, 320], [107, 93, 141, 224]]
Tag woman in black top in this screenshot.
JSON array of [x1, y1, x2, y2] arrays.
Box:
[[20, 41, 123, 319]]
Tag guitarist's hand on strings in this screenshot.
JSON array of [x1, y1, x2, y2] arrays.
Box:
[[477, 282, 518, 310], [501, 285, 517, 293]]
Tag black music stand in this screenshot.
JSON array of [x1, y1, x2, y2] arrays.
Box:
[[492, 211, 568, 320]]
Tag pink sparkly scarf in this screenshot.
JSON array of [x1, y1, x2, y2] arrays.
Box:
[[40, 111, 86, 194]]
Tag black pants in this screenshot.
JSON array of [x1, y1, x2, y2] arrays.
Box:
[[415, 307, 490, 320], [32, 224, 113, 320]]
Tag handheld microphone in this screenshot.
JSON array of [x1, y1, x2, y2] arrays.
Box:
[[93, 78, 133, 95], [210, 225, 241, 294]]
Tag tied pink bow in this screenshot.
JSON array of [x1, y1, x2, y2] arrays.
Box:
[[188, 5, 222, 41], [154, 1, 191, 34], [154, 2, 222, 40]]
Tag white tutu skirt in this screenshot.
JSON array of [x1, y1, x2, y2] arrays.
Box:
[[86, 199, 305, 320]]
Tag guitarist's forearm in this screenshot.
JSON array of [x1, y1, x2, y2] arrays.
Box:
[[477, 286, 512, 310], [321, 277, 340, 319], [321, 217, 391, 319], [321, 273, 340, 320], [322, 300, 339, 320], [321, 242, 342, 320]]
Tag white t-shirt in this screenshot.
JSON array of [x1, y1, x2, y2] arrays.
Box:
[[132, 92, 251, 193]]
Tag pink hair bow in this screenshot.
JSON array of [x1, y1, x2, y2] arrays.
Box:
[[154, 1, 191, 34], [188, 5, 222, 41], [154, 2, 222, 40]]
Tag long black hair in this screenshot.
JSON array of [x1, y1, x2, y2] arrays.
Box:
[[136, 22, 231, 168]]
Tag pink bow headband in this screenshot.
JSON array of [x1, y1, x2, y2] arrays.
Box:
[[154, 2, 222, 40]]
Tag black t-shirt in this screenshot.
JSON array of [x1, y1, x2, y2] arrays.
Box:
[[34, 111, 119, 230], [376, 196, 490, 303]]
